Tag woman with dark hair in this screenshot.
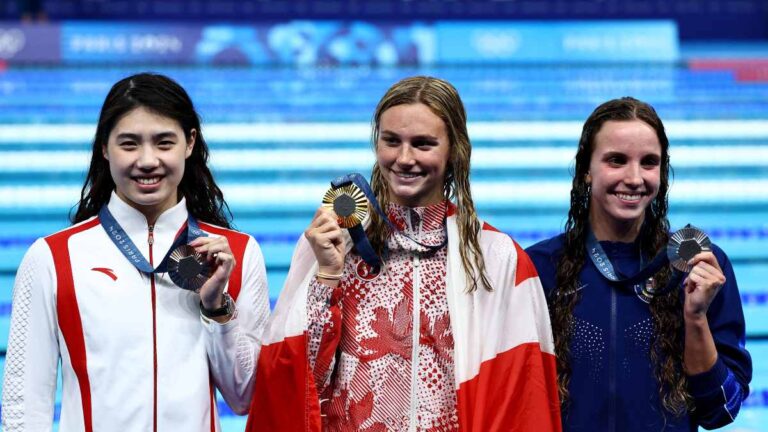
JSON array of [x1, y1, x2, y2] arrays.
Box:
[[526, 97, 752, 431], [2, 73, 269, 431], [247, 76, 561, 431]]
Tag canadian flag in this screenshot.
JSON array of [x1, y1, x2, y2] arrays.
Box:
[[246, 209, 562, 431]]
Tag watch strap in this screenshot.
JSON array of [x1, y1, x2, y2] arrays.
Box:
[[201, 293, 234, 318]]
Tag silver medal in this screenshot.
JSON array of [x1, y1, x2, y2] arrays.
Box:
[[667, 225, 711, 272]]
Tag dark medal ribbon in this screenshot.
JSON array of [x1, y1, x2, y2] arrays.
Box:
[[99, 205, 211, 291], [323, 173, 448, 273], [586, 223, 710, 298]]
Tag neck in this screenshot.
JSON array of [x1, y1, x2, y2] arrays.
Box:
[[115, 191, 176, 226], [589, 213, 644, 243]]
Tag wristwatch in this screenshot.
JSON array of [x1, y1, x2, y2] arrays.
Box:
[[201, 292, 234, 318]]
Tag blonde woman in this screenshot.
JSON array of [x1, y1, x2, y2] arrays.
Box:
[[248, 76, 560, 431]]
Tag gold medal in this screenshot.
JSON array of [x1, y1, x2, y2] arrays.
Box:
[[322, 183, 368, 228]]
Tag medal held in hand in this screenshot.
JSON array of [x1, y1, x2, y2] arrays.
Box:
[[167, 244, 212, 292], [322, 183, 368, 228], [667, 224, 712, 273], [322, 175, 381, 272], [588, 223, 712, 299]]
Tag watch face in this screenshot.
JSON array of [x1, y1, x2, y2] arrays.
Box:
[[167, 245, 212, 292]]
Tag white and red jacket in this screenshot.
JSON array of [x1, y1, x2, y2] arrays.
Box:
[[247, 203, 561, 431], [1, 193, 270, 432]]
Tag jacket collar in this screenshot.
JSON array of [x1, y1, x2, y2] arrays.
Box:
[[105, 191, 189, 264]]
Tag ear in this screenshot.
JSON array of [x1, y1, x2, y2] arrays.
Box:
[[585, 173, 592, 184], [186, 129, 196, 158], [102, 145, 109, 160]]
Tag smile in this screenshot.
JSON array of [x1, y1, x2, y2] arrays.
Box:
[[134, 177, 161, 185], [615, 192, 644, 202], [394, 171, 423, 179]]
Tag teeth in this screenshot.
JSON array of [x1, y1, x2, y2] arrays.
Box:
[[136, 177, 160, 185], [616, 193, 642, 201], [396, 172, 420, 178]]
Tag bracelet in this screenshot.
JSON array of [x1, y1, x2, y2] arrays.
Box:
[[317, 270, 343, 280]]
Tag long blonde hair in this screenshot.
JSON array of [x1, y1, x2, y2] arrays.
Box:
[[368, 76, 491, 292]]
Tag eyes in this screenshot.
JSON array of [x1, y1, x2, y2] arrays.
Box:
[[604, 153, 661, 168], [380, 134, 439, 149], [117, 139, 177, 150]]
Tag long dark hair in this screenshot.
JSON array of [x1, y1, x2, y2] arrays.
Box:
[[71, 73, 231, 227], [368, 76, 492, 292], [551, 97, 690, 415]]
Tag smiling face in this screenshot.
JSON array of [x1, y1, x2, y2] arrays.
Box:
[[103, 106, 195, 222], [375, 103, 451, 208], [587, 119, 662, 240]]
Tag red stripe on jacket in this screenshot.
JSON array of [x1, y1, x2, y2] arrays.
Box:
[[45, 218, 102, 432]]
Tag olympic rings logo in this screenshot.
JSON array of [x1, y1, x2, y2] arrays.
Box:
[[0, 28, 25, 59]]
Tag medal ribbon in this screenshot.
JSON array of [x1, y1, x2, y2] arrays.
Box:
[[99, 205, 207, 274], [330, 173, 448, 271], [586, 226, 683, 296]]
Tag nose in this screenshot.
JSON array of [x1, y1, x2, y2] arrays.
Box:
[[624, 163, 643, 187], [136, 145, 161, 170], [396, 143, 415, 166]]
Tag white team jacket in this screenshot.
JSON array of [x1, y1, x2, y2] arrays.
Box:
[[2, 193, 270, 432]]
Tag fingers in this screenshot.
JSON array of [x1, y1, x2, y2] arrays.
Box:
[[189, 236, 236, 271], [687, 251, 722, 273], [305, 207, 343, 241], [304, 206, 346, 272], [687, 252, 726, 287], [193, 236, 236, 307]]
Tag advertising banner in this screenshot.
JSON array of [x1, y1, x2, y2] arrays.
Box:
[[0, 20, 679, 65]]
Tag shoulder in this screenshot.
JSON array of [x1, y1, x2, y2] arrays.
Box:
[[475, 220, 521, 262], [44, 216, 101, 244], [22, 237, 56, 266], [524, 234, 567, 293], [525, 234, 566, 268], [198, 222, 264, 261], [198, 222, 251, 242], [709, 242, 730, 266]]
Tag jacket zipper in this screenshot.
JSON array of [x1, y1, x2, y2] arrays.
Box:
[[148, 224, 158, 432], [408, 212, 421, 432], [409, 254, 421, 432]]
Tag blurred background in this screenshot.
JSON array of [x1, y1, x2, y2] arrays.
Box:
[[0, 1, 766, 430]]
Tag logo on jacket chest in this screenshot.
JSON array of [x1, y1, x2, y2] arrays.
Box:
[[355, 259, 381, 282], [91, 267, 118, 281]]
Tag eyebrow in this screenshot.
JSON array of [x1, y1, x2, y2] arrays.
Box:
[[115, 131, 179, 141], [380, 130, 439, 141]]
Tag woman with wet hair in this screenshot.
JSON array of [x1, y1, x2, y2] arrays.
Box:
[[527, 97, 752, 431], [2, 73, 269, 431], [247, 76, 561, 431]]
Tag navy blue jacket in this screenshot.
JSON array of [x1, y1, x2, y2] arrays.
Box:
[[527, 234, 752, 431]]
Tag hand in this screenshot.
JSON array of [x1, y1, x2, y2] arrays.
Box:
[[189, 236, 236, 311], [304, 207, 345, 276], [683, 251, 726, 320]]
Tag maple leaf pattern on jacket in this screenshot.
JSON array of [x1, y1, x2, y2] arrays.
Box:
[[306, 201, 459, 431], [359, 296, 412, 362]]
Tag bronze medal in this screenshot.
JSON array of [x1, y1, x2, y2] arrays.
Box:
[[167, 244, 212, 292]]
